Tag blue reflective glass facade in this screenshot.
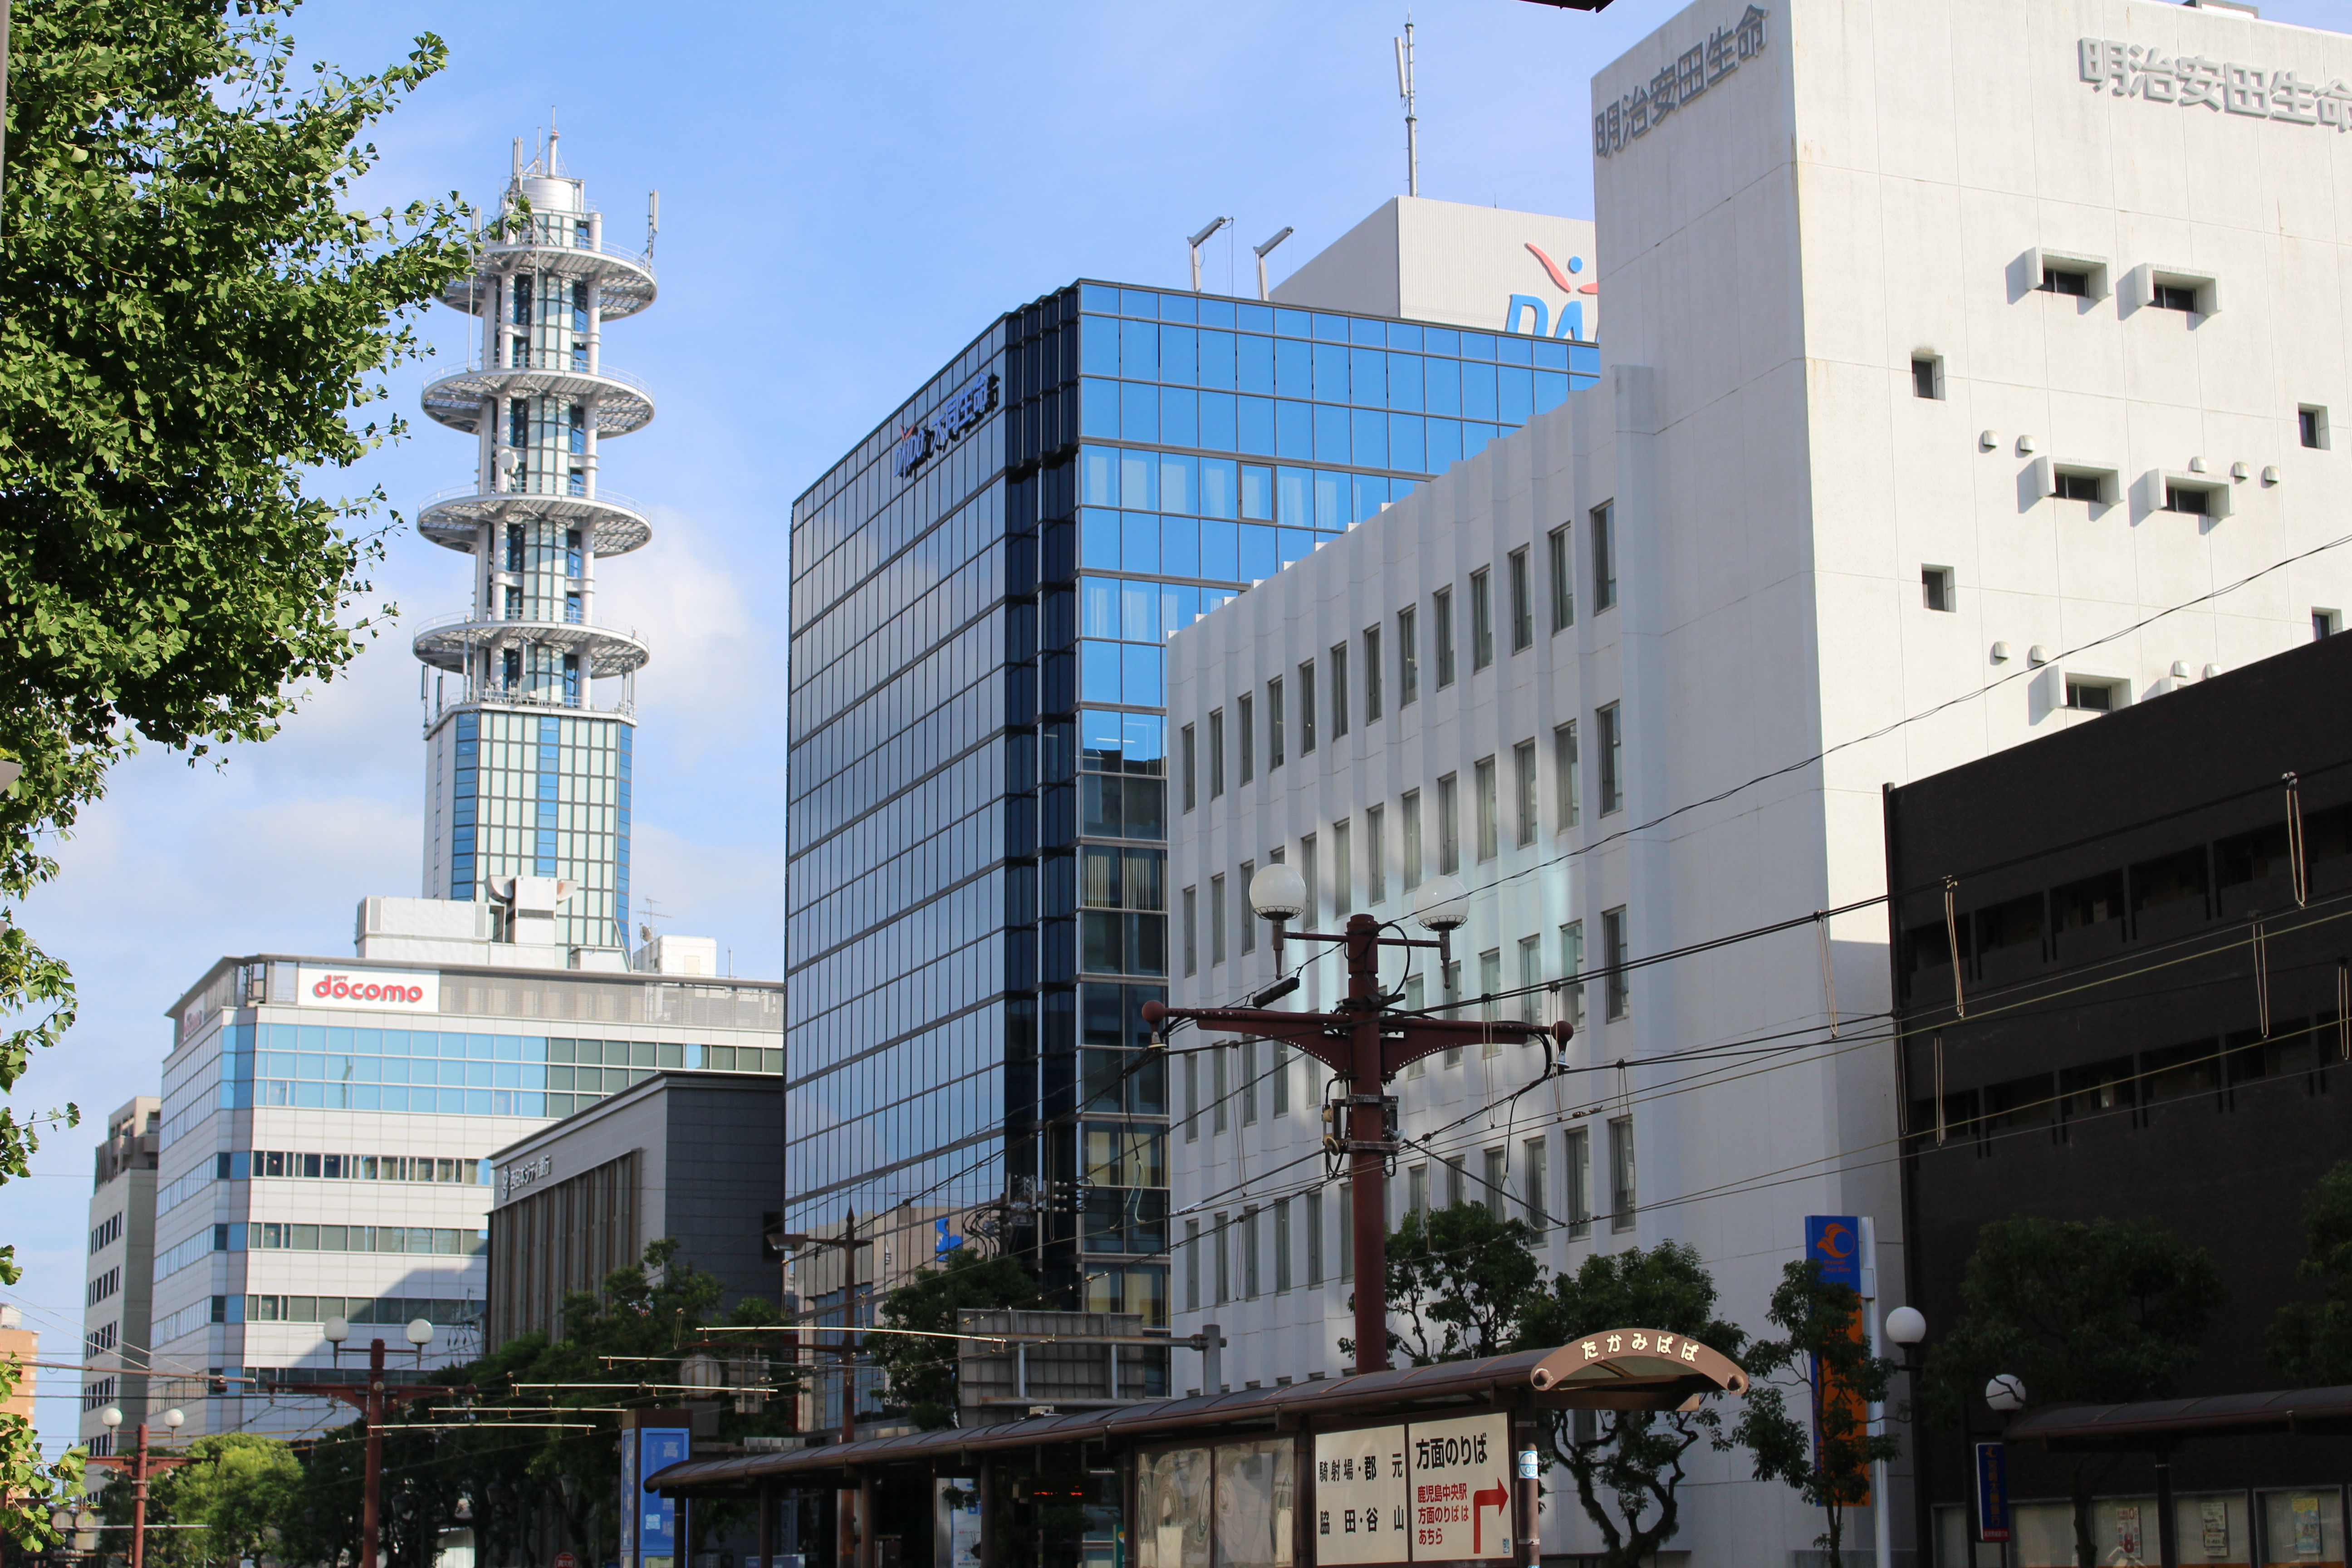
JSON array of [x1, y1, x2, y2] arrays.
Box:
[[785, 280, 1596, 1315]]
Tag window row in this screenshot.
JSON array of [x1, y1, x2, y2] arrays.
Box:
[[90, 1212, 122, 1255], [1077, 284, 1591, 358], [219, 1151, 487, 1184], [1079, 316, 1593, 412], [212, 1294, 480, 1328], [1081, 379, 1547, 471], [1079, 446, 1423, 526]]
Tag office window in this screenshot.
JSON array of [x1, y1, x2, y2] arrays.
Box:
[[1338, 1179, 1352, 1280], [1445, 1159, 1465, 1208], [1911, 355, 1941, 399], [1332, 818, 1352, 912], [1306, 1190, 1324, 1286], [1364, 626, 1383, 721], [1271, 1042, 1289, 1115], [1330, 643, 1349, 740], [1240, 1040, 1259, 1126], [1602, 906, 1630, 1020], [2166, 482, 2216, 516], [1300, 834, 1318, 928], [1437, 773, 1461, 875], [1208, 711, 1225, 799], [1592, 502, 1617, 611], [1239, 860, 1257, 955], [1443, 962, 1462, 1062], [1366, 804, 1387, 905], [1608, 1117, 1636, 1230], [1597, 703, 1624, 815], [1519, 934, 1543, 1006], [1408, 1163, 1431, 1219], [2153, 281, 2200, 313], [1274, 1198, 1292, 1293], [1181, 725, 1197, 812], [1239, 693, 1255, 783], [1513, 740, 1538, 847], [1184, 1054, 1200, 1142], [1479, 948, 1504, 1034], [1559, 921, 1585, 1029], [1523, 1137, 1548, 1226], [1508, 548, 1534, 652], [2040, 267, 2089, 297], [2065, 676, 2124, 712], [1214, 1213, 1230, 1305], [1548, 524, 1575, 632], [1922, 567, 1955, 612], [2317, 610, 2342, 642], [1213, 1046, 1229, 1133], [1185, 1219, 1201, 1310], [1398, 605, 1420, 705], [1474, 757, 1499, 862], [1267, 678, 1285, 767], [2054, 471, 2104, 502], [1554, 721, 1580, 831], [2301, 406, 2329, 450], [1244, 1207, 1261, 1299], [1210, 873, 1228, 965], [1470, 567, 1495, 671], [1298, 662, 1316, 754], [1482, 1147, 1509, 1218], [1434, 588, 1456, 687], [1401, 790, 1423, 892], [1183, 886, 1198, 976], [1563, 1128, 1592, 1239]]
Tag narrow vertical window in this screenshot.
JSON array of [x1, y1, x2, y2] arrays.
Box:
[[1513, 740, 1538, 847], [1474, 758, 1499, 862], [1208, 710, 1226, 798], [1239, 859, 1257, 955], [1210, 873, 1227, 965], [1267, 679, 1285, 768], [1597, 702, 1624, 815], [1563, 1128, 1591, 1239], [1241, 1039, 1258, 1126], [1519, 934, 1543, 1006], [1298, 662, 1317, 754], [1592, 502, 1617, 612], [1559, 921, 1585, 1029], [1602, 905, 1630, 1020], [1410, 1164, 1431, 1219], [1470, 568, 1495, 671], [1399, 605, 1421, 705], [1554, 722, 1580, 830], [1332, 818, 1352, 912], [1185, 1218, 1201, 1309], [1366, 804, 1387, 905], [1244, 1207, 1262, 1299], [1271, 1043, 1289, 1115], [1214, 1212, 1230, 1305], [1401, 791, 1422, 892], [1508, 547, 1533, 652], [1213, 1046, 1229, 1133], [1482, 1148, 1508, 1216], [1434, 588, 1456, 687], [1184, 1055, 1200, 1142], [1548, 524, 1575, 632], [1274, 1198, 1293, 1293], [1181, 725, 1197, 813], [1300, 834, 1319, 928], [1364, 626, 1384, 721], [1437, 774, 1460, 876], [1479, 948, 1504, 1033], [1307, 1190, 1325, 1286], [1338, 1179, 1352, 1281], [1330, 643, 1349, 739], [1239, 693, 1255, 783], [1608, 1116, 1636, 1230], [1522, 1137, 1548, 1226], [1182, 885, 1198, 976]]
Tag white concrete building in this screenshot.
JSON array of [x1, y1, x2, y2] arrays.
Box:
[[78, 1098, 158, 1451], [1166, 0, 2352, 1560]]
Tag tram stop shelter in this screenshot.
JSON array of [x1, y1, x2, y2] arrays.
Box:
[[645, 1328, 1747, 1568]]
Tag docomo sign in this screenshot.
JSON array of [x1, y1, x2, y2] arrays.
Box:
[[295, 967, 439, 1013]]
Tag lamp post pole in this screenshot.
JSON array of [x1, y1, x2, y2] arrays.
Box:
[[309, 1318, 462, 1568], [1144, 873, 1567, 1377], [88, 1407, 189, 1568], [772, 1224, 875, 1568]]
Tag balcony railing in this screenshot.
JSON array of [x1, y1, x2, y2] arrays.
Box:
[[417, 480, 649, 517], [426, 675, 636, 725]]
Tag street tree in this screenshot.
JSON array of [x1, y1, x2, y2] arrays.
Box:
[[1732, 1260, 1902, 1568], [1518, 1240, 1748, 1568], [96, 1433, 303, 1568], [1383, 1200, 1547, 1366], [1921, 1215, 2226, 1567], [2268, 1160, 2352, 1385], [874, 1245, 1043, 1429]]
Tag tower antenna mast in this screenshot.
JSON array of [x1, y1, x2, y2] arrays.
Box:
[[1394, 18, 1419, 197]]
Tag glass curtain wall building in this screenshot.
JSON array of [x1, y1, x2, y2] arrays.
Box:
[[785, 280, 1596, 1319]]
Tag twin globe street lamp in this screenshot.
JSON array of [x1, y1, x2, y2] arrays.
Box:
[[1141, 867, 1571, 1377], [91, 1403, 185, 1568]]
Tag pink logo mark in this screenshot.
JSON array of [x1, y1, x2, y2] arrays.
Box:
[[1525, 243, 1599, 295]]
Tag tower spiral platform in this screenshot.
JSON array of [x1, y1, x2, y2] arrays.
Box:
[[414, 128, 657, 951]]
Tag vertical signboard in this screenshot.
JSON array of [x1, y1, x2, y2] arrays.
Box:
[[1975, 1442, 2011, 1543], [1803, 1215, 1871, 1509], [622, 1412, 692, 1568], [1313, 1414, 1514, 1565]]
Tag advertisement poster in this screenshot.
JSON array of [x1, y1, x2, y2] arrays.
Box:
[[637, 1427, 691, 1568], [2294, 1494, 2323, 1557], [2116, 1504, 2142, 1559], [2200, 1499, 2230, 1558], [1973, 1443, 2010, 1543], [941, 1479, 982, 1568]]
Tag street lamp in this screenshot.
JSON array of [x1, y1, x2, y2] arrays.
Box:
[[1884, 1306, 1927, 1350], [1187, 216, 1233, 294], [1984, 1373, 2027, 1413], [87, 1406, 190, 1568], [314, 1320, 459, 1568], [1144, 879, 1566, 1376]]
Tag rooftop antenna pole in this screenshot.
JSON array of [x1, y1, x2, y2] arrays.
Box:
[[1252, 227, 1294, 303], [647, 190, 660, 258], [1395, 18, 1419, 197], [1187, 216, 1232, 293], [546, 106, 559, 173]]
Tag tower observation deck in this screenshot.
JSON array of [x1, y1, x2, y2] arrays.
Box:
[[414, 130, 657, 951]]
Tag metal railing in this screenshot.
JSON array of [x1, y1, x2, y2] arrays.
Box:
[[411, 608, 650, 652], [426, 676, 636, 723], [416, 481, 649, 518], [475, 211, 655, 274], [429, 348, 655, 395]]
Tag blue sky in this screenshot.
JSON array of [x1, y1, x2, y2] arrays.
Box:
[[6, 0, 2347, 1453]]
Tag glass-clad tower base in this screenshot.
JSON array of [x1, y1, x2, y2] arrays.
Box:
[[786, 279, 1597, 1320]]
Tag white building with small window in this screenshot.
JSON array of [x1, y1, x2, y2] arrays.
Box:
[[1166, 0, 2352, 1559], [78, 1098, 159, 1451]]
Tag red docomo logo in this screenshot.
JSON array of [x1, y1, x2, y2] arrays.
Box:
[[312, 974, 426, 1004]]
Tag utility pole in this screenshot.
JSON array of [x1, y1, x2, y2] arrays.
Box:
[[774, 1220, 875, 1568], [89, 1407, 190, 1568], [1144, 871, 1566, 1375]]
